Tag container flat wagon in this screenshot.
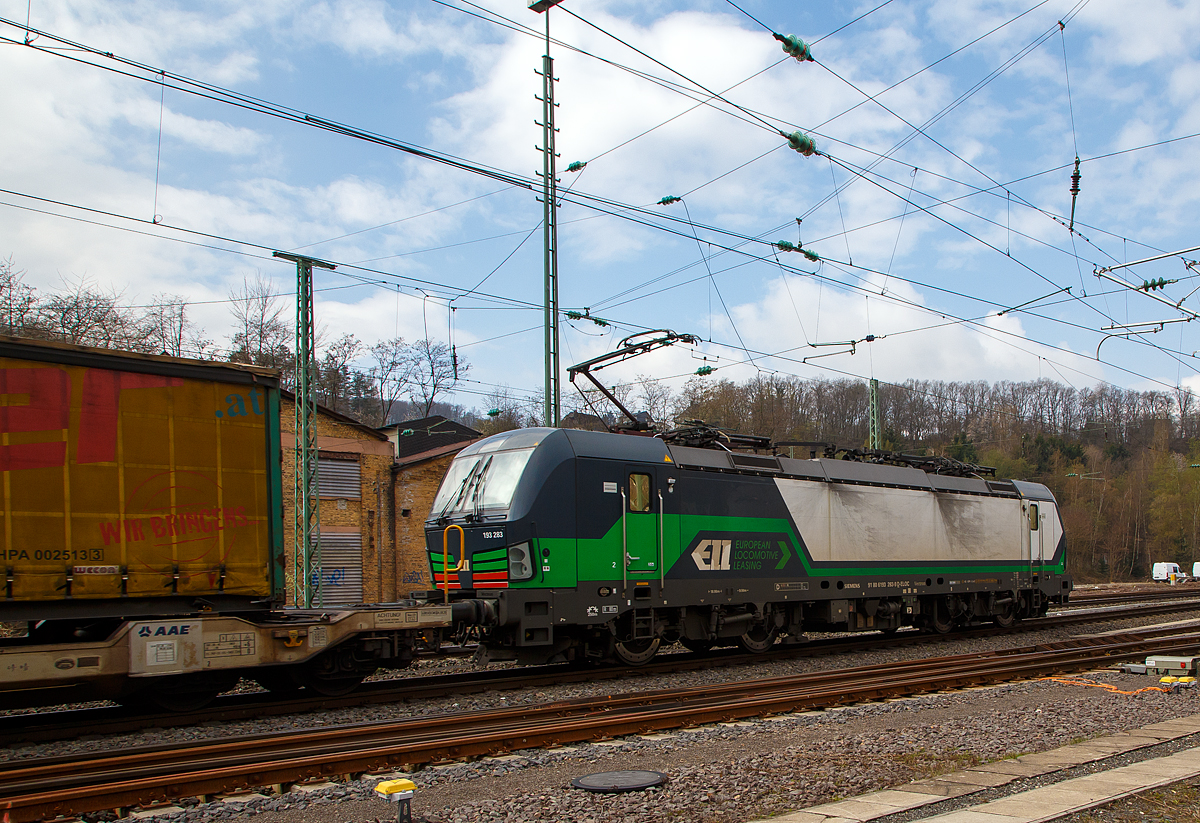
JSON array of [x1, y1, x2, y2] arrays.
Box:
[[0, 338, 451, 711]]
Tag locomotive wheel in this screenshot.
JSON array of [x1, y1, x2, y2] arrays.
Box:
[[930, 601, 955, 634], [737, 625, 778, 654], [992, 594, 1018, 629], [679, 637, 714, 653], [614, 636, 661, 666]]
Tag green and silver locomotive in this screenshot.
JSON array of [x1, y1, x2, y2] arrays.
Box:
[[425, 427, 1071, 665]]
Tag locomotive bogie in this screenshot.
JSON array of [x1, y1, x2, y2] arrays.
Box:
[[426, 428, 1072, 667]]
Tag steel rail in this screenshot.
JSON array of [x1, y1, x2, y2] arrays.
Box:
[[5, 626, 1200, 821], [3, 598, 1199, 746], [1066, 587, 1200, 606]]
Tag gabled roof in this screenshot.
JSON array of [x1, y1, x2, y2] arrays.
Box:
[[280, 389, 389, 442], [561, 410, 610, 432], [393, 438, 481, 469], [380, 415, 482, 459]]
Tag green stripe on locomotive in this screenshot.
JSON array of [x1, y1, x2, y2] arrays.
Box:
[[516, 512, 1064, 588]]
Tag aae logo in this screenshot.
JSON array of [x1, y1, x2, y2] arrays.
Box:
[[691, 539, 732, 571], [137, 624, 191, 638]]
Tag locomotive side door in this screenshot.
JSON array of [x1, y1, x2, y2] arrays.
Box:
[[1025, 501, 1044, 581], [623, 467, 661, 576]]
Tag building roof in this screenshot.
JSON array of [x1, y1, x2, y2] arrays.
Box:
[[381, 415, 482, 459], [280, 389, 390, 442], [393, 438, 481, 469], [561, 410, 610, 432]]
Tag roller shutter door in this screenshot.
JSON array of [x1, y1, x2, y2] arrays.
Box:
[[316, 533, 364, 606], [318, 457, 361, 499]]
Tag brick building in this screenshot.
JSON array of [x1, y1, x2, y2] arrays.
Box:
[[281, 395, 397, 606], [388, 416, 482, 593], [281, 407, 482, 606]]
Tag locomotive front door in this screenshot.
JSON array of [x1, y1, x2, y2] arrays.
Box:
[[623, 468, 661, 575]]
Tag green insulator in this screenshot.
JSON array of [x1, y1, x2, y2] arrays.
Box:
[[658, 195, 681, 205], [785, 131, 817, 156], [401, 428, 414, 436], [566, 161, 587, 173], [802, 248, 820, 262], [487, 409, 501, 417], [695, 366, 715, 376], [773, 33, 813, 62], [775, 240, 797, 252], [566, 310, 584, 320], [592, 317, 610, 327]]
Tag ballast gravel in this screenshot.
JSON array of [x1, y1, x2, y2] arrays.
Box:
[[80, 673, 1200, 823], [6, 605, 1198, 763], [8, 603, 1200, 823]]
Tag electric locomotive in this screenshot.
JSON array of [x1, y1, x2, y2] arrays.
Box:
[[425, 427, 1071, 665]]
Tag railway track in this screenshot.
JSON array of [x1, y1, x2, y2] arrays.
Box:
[[5, 621, 1200, 822], [1065, 587, 1200, 606], [2, 596, 1199, 747]]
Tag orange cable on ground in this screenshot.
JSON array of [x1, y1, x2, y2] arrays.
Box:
[[1039, 676, 1174, 696]]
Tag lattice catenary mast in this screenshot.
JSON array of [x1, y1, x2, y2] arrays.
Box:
[[531, 0, 564, 426], [274, 251, 336, 608]]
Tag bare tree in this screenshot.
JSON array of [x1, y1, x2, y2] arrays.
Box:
[[408, 339, 465, 418], [635, 373, 673, 427], [317, 333, 362, 413], [39, 276, 142, 350], [228, 274, 291, 368], [367, 337, 415, 426], [477, 384, 526, 435], [141, 294, 210, 357], [0, 258, 40, 337]]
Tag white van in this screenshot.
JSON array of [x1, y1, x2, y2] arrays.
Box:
[[1153, 562, 1185, 582], [1194, 562, 1200, 579]]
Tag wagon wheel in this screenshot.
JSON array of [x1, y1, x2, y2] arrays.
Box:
[[614, 636, 661, 666], [293, 648, 368, 696], [737, 625, 778, 654]]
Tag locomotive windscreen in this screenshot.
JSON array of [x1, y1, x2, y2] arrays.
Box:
[[431, 446, 534, 516]]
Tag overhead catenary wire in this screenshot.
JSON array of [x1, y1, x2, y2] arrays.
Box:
[[4, 7, 1195, 400], [815, 153, 1199, 377], [8, 183, 1193, 421], [0, 8, 1152, 287]]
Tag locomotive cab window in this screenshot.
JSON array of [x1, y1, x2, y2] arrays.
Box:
[[1028, 503, 1039, 530], [628, 473, 652, 512]]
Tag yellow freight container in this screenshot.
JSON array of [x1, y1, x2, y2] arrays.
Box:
[[0, 337, 283, 617]]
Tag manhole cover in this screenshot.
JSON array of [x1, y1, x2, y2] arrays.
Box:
[[571, 770, 668, 793]]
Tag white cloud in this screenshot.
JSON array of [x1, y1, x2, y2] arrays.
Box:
[[2, 0, 1200, 407]]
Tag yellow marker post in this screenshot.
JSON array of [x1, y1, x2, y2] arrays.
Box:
[[375, 778, 417, 823]]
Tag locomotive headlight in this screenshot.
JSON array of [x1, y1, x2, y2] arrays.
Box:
[[507, 542, 534, 580]]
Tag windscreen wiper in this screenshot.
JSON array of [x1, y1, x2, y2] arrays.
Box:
[[437, 458, 486, 522], [468, 455, 494, 521]]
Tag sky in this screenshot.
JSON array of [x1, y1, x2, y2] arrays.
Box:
[[2, 0, 1200, 419]]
